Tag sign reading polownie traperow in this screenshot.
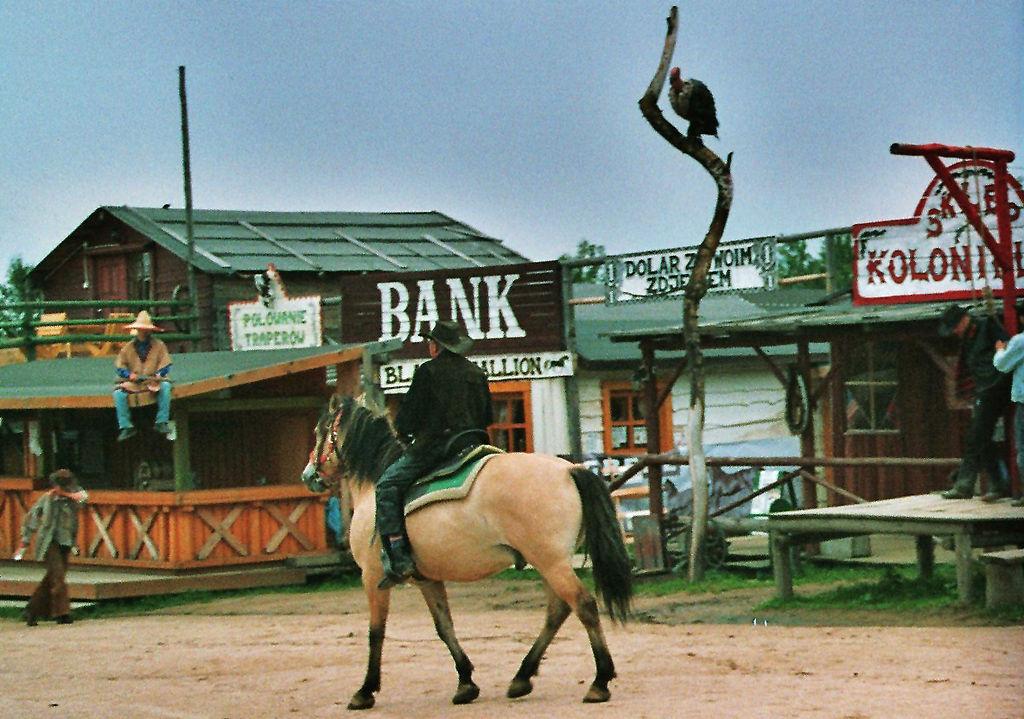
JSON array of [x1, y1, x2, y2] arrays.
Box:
[[854, 159, 1024, 305], [229, 264, 323, 350], [340, 261, 564, 360], [603, 236, 777, 304]]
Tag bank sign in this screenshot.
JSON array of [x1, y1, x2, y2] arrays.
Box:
[[854, 160, 1024, 304], [228, 265, 322, 350], [380, 351, 574, 393], [604, 236, 777, 304], [341, 261, 564, 359]]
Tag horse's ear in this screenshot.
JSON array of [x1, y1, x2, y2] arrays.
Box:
[[328, 393, 342, 414]]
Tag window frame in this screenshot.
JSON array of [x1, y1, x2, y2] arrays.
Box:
[[843, 341, 901, 436], [488, 380, 533, 453], [601, 380, 674, 456]]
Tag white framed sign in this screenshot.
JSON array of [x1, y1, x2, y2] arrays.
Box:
[[853, 160, 1024, 305], [604, 236, 776, 304], [380, 351, 575, 393], [228, 264, 323, 350]]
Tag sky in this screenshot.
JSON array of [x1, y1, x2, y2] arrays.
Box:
[[2, 1, 1021, 275]]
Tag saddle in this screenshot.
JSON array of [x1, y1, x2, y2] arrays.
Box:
[[403, 444, 504, 516]]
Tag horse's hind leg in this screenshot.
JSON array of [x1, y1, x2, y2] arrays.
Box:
[[507, 583, 571, 699], [349, 580, 391, 710], [417, 580, 480, 705], [535, 564, 616, 703]]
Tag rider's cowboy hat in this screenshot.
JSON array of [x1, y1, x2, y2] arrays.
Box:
[[426, 320, 473, 354], [125, 311, 163, 333]]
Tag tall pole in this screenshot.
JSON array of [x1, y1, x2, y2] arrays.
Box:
[[179, 66, 199, 345]]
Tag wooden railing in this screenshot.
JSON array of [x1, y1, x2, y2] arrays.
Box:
[[1, 479, 328, 569], [0, 299, 201, 360]]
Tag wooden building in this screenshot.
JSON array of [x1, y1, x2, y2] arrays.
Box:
[[0, 343, 384, 570], [28, 206, 528, 351], [607, 294, 987, 505]]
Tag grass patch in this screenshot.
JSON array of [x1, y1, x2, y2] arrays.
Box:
[[753, 569, 958, 614]]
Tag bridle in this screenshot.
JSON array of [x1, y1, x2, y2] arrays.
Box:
[[308, 406, 344, 490]]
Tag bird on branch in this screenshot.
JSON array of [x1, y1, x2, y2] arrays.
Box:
[[668, 67, 719, 140]]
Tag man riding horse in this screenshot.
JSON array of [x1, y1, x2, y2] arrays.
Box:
[[376, 320, 493, 587]]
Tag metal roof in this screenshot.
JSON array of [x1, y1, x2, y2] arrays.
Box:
[[572, 285, 828, 364], [0, 343, 373, 409], [102, 206, 529, 274], [605, 291, 983, 347]]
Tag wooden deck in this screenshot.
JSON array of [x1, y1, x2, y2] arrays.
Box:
[[768, 493, 1024, 603], [0, 561, 313, 601]]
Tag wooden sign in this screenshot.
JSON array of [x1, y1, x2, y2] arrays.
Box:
[[341, 261, 564, 359], [604, 237, 777, 304], [854, 159, 1024, 305], [380, 350, 574, 393], [228, 264, 322, 350]]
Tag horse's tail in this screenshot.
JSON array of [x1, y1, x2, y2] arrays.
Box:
[[571, 466, 633, 624]]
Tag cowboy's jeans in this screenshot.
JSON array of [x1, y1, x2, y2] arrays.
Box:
[[375, 447, 443, 537], [113, 383, 171, 429]]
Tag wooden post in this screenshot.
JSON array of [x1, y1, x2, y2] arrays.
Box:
[[797, 340, 816, 509], [172, 408, 192, 491], [771, 533, 793, 600], [641, 339, 666, 569], [179, 66, 200, 350], [954, 531, 974, 604], [915, 535, 934, 579]]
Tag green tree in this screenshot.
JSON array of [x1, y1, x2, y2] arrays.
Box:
[[776, 234, 852, 291], [0, 257, 40, 338], [559, 239, 607, 283]]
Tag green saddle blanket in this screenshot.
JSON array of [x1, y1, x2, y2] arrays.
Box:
[[403, 445, 504, 517]]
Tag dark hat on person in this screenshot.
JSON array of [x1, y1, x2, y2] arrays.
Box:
[[49, 468, 82, 492], [426, 320, 473, 354], [938, 304, 969, 337]]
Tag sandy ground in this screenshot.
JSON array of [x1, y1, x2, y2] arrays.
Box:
[[2, 578, 1022, 719]]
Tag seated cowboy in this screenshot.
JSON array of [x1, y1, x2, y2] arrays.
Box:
[[113, 311, 173, 441], [376, 320, 493, 588]]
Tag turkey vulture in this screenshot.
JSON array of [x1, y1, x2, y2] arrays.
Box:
[[668, 67, 719, 139]]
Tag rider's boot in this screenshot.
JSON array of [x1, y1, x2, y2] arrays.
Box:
[[378, 535, 416, 590]]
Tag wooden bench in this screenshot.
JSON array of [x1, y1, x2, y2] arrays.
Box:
[[979, 548, 1024, 610]]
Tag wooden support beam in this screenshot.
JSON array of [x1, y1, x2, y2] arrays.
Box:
[[173, 410, 191, 492], [263, 501, 314, 553], [752, 346, 787, 389], [797, 468, 867, 505]]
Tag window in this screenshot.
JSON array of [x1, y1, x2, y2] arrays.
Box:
[[601, 381, 674, 455], [488, 381, 532, 452], [844, 341, 899, 434]]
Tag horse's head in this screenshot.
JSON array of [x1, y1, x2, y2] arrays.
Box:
[[301, 394, 346, 493]]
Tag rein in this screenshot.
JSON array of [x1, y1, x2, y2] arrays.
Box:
[[312, 406, 344, 490]]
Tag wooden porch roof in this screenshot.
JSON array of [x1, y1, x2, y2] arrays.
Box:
[[0, 343, 381, 409]]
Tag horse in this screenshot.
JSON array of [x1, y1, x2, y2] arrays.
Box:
[[300, 394, 633, 710]]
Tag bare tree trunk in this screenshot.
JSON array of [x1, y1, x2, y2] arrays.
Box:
[[639, 6, 733, 581]]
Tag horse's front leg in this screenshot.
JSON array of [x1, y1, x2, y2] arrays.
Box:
[[417, 580, 480, 705], [349, 578, 391, 710]]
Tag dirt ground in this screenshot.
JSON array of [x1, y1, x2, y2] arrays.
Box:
[[2, 577, 1022, 719]]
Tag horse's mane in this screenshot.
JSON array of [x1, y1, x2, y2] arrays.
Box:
[[319, 395, 404, 486]]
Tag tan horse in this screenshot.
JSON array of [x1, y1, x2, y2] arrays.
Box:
[[301, 394, 632, 710]]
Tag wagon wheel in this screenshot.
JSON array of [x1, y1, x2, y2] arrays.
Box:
[[704, 522, 729, 569], [673, 520, 730, 572]]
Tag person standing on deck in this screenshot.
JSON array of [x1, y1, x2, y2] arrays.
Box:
[[993, 327, 1024, 506], [938, 305, 1011, 500], [113, 311, 173, 441], [13, 469, 89, 625]]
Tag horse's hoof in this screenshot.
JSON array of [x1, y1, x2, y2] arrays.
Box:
[[452, 681, 480, 705], [582, 685, 610, 703], [506, 678, 533, 699], [347, 691, 375, 710]]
